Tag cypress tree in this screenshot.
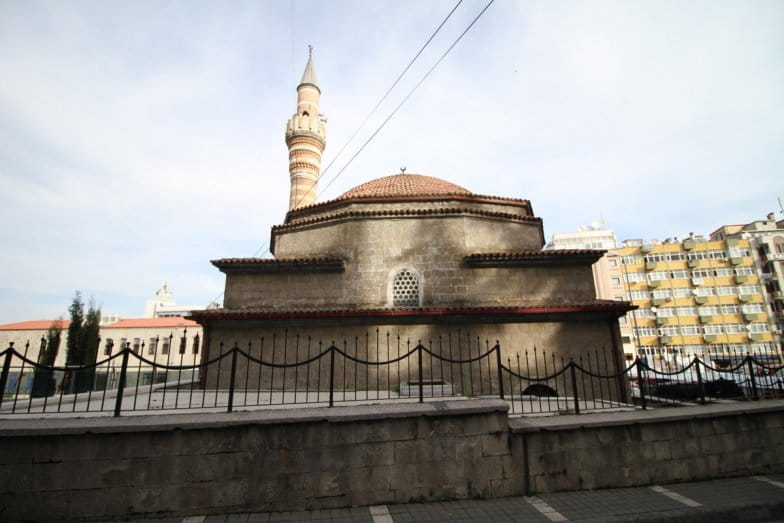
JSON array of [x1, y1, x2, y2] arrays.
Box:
[[31, 320, 63, 397], [64, 292, 102, 393], [65, 291, 85, 367]]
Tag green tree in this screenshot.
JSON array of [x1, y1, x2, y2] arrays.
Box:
[[31, 320, 63, 397], [83, 300, 101, 366], [65, 291, 85, 367], [64, 292, 102, 393]]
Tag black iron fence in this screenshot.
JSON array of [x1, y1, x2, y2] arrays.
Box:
[[0, 335, 782, 417]]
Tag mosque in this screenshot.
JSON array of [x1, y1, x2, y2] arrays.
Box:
[[191, 52, 632, 380]]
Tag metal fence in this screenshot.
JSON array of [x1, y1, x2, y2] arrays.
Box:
[[1, 335, 782, 417]]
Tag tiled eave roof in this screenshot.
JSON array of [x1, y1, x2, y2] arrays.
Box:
[[190, 301, 634, 322], [211, 257, 345, 274], [0, 320, 72, 331], [465, 250, 606, 267], [285, 193, 533, 223], [277, 208, 542, 233]]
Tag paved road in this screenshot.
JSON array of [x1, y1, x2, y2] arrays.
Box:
[[121, 474, 784, 522]]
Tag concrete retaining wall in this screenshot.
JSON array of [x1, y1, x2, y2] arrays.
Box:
[[2, 399, 783, 521], [0, 400, 520, 521], [512, 400, 784, 493]]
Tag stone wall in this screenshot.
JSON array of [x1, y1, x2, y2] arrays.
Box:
[[0, 400, 519, 521], [512, 400, 784, 494], [225, 213, 577, 310], [203, 320, 623, 395], [2, 399, 783, 520]]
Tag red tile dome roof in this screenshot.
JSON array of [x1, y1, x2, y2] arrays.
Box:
[[338, 174, 471, 200]]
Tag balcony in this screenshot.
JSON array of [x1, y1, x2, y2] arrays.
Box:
[[698, 314, 713, 323], [648, 280, 661, 288], [641, 244, 654, 253], [661, 335, 675, 344], [688, 259, 700, 268], [704, 334, 721, 343], [656, 317, 668, 326], [739, 294, 753, 302], [734, 274, 749, 284], [748, 332, 765, 341], [652, 298, 668, 306], [769, 252, 784, 261], [695, 296, 710, 305], [742, 312, 760, 322], [645, 261, 657, 271], [730, 257, 743, 266], [683, 239, 696, 250]]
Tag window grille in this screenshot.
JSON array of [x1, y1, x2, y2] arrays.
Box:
[[392, 269, 420, 307]]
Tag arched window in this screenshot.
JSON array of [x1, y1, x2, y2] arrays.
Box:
[[392, 268, 421, 307]]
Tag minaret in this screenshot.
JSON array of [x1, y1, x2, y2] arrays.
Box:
[[285, 46, 327, 210]]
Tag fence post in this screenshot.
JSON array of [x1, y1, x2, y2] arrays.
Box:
[[328, 344, 335, 407], [0, 347, 14, 411], [227, 344, 238, 413], [746, 355, 758, 401], [695, 358, 706, 405], [495, 342, 505, 400], [569, 359, 580, 414], [417, 343, 424, 403], [113, 348, 130, 417], [636, 359, 647, 410]]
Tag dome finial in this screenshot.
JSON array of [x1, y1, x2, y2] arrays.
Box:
[[400, 166, 407, 174], [308, 44, 313, 57]]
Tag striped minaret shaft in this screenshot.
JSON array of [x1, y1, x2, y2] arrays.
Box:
[[285, 47, 326, 210]]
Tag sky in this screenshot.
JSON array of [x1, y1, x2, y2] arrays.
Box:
[[0, 0, 782, 322]]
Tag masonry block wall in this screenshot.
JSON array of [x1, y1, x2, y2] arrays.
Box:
[[0, 401, 520, 521], [513, 403, 784, 494]]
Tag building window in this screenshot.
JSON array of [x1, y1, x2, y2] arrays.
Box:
[[119, 338, 127, 351], [625, 272, 645, 283], [608, 259, 618, 267], [148, 337, 158, 355], [132, 338, 141, 353], [179, 336, 187, 355], [611, 277, 621, 286], [391, 268, 421, 307], [104, 338, 114, 356], [162, 337, 170, 355], [192, 334, 200, 355]]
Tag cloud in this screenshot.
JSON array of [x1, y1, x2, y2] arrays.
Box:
[[0, 0, 782, 322]]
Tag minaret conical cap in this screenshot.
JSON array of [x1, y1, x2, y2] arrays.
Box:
[[299, 46, 319, 89]]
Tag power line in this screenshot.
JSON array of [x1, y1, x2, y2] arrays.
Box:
[[318, 0, 495, 197], [290, 0, 466, 211], [230, 0, 494, 306]]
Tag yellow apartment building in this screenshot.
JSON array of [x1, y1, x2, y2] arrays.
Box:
[[613, 236, 777, 364]]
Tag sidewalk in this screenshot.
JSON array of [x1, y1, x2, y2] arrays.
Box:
[[127, 474, 784, 522]]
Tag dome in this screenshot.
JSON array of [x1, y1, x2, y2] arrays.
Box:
[[338, 174, 471, 200]]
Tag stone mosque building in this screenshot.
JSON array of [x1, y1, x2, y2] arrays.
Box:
[[192, 52, 632, 377]]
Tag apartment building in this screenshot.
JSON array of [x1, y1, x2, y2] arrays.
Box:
[[613, 235, 777, 364], [712, 212, 784, 351]]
